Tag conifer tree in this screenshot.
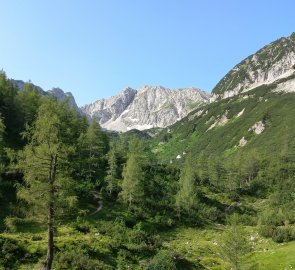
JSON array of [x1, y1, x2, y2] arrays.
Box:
[[17, 98, 77, 270], [77, 120, 108, 186], [220, 214, 252, 270], [17, 82, 42, 127], [120, 153, 144, 206], [105, 149, 120, 195], [175, 157, 198, 214], [0, 72, 23, 147], [0, 115, 5, 175], [120, 138, 145, 206]]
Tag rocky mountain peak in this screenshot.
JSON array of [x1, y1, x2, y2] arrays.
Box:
[[47, 87, 79, 110], [211, 32, 295, 101], [81, 86, 210, 132]]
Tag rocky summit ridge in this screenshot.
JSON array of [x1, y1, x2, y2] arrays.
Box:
[[211, 32, 295, 101], [81, 86, 210, 132]]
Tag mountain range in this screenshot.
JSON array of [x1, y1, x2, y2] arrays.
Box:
[[8, 32, 295, 134]]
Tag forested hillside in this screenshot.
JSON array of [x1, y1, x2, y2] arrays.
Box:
[[1, 32, 295, 269]]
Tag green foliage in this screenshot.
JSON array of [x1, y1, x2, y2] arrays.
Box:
[[17, 98, 77, 222], [16, 82, 42, 128], [0, 72, 23, 147], [0, 115, 5, 174], [220, 214, 252, 270], [175, 157, 199, 214], [0, 237, 27, 269], [120, 153, 144, 206], [146, 250, 176, 270], [105, 148, 120, 195], [54, 244, 112, 270], [259, 225, 295, 243], [75, 120, 108, 192]]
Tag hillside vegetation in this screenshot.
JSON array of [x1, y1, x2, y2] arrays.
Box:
[[1, 34, 295, 270]]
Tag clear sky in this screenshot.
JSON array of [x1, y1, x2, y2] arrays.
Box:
[[1, 0, 295, 106]]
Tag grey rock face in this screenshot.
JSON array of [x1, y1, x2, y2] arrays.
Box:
[[212, 32, 295, 101], [10, 79, 46, 95], [81, 85, 210, 132], [47, 87, 79, 111], [11, 79, 79, 111], [81, 87, 137, 124]]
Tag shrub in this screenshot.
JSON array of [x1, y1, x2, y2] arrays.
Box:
[[258, 225, 276, 238], [259, 225, 295, 243], [73, 219, 92, 234], [31, 235, 43, 241], [0, 237, 27, 269], [272, 227, 295, 243], [54, 245, 112, 270], [146, 250, 176, 270]]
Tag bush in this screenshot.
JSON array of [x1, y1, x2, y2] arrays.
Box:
[[0, 237, 27, 269], [258, 225, 276, 238], [259, 225, 295, 243], [146, 250, 176, 270], [260, 209, 285, 226], [54, 245, 112, 270], [272, 227, 295, 243], [31, 235, 43, 241], [200, 206, 222, 222], [73, 218, 92, 234]]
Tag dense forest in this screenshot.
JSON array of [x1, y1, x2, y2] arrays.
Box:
[[1, 70, 295, 269]]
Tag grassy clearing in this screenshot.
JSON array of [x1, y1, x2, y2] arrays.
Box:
[[1, 221, 295, 269]]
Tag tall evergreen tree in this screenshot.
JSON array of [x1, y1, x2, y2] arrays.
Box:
[[76, 120, 108, 187], [0, 72, 23, 147], [175, 157, 199, 214], [119, 138, 146, 206], [220, 214, 252, 270], [17, 98, 77, 270], [0, 115, 5, 175], [17, 82, 42, 127], [120, 153, 144, 206], [105, 149, 120, 195]]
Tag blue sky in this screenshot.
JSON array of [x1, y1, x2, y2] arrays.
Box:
[[1, 0, 295, 106]]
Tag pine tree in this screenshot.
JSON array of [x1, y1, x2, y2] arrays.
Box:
[[17, 98, 77, 270], [175, 157, 198, 214]]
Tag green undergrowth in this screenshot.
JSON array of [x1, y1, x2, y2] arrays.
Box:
[[1, 223, 295, 269]]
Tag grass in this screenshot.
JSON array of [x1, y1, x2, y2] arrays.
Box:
[[161, 226, 295, 269], [1, 208, 295, 269]]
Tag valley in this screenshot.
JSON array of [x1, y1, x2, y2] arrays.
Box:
[[1, 32, 295, 269]]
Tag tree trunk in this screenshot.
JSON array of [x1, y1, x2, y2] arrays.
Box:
[[41, 207, 54, 270], [40, 155, 57, 270]]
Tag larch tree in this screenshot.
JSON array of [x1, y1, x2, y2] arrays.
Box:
[[17, 98, 77, 270], [120, 138, 145, 206], [175, 157, 199, 214], [76, 120, 108, 189], [220, 214, 252, 270], [105, 148, 120, 195], [16, 82, 42, 127]]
